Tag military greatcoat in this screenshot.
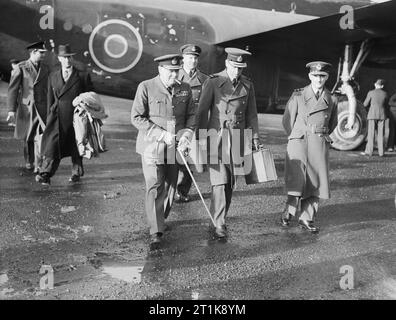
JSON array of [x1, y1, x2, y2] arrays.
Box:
[[282, 85, 338, 199], [194, 69, 259, 186], [177, 68, 208, 108]]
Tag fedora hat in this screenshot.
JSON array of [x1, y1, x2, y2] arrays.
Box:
[[57, 44, 76, 57]]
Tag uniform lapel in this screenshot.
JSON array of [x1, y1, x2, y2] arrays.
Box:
[[305, 85, 329, 115], [155, 76, 172, 104], [229, 79, 248, 101], [178, 69, 186, 82], [217, 70, 233, 102], [59, 68, 79, 98]]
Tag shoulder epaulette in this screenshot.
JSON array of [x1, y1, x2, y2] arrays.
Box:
[[293, 88, 304, 95]]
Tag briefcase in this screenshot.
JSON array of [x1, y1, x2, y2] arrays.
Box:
[[244, 148, 278, 184]]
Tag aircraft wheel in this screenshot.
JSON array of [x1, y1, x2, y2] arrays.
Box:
[[330, 97, 367, 151]]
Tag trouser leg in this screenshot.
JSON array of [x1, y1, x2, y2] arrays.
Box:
[[177, 164, 193, 196], [299, 196, 320, 221], [377, 120, 384, 156], [164, 163, 178, 219], [210, 183, 233, 228], [285, 195, 300, 217], [71, 154, 84, 176], [70, 140, 84, 176], [39, 157, 61, 178], [142, 159, 167, 235], [387, 114, 395, 149], [23, 140, 35, 166], [365, 120, 375, 155]]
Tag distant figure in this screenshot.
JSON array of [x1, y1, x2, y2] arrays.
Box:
[[35, 44, 93, 185], [281, 61, 338, 234], [386, 92, 396, 151], [7, 41, 49, 173], [175, 44, 209, 203], [361, 79, 389, 157], [131, 54, 195, 248]]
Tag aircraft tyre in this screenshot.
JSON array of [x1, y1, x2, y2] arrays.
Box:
[[330, 97, 368, 151]]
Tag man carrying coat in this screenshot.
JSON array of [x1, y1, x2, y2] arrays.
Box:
[[281, 61, 338, 234], [131, 54, 195, 247], [193, 47, 260, 238], [7, 41, 49, 173], [175, 44, 209, 203], [35, 44, 93, 185]]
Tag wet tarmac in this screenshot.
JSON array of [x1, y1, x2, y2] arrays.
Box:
[[0, 82, 395, 300]]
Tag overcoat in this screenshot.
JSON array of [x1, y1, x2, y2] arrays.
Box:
[[41, 68, 92, 159], [282, 85, 338, 199], [194, 69, 259, 186], [131, 76, 195, 164], [7, 59, 49, 140]]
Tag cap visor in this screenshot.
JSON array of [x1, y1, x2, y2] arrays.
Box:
[[58, 53, 76, 57], [161, 65, 182, 70], [228, 61, 247, 68], [310, 71, 328, 76]]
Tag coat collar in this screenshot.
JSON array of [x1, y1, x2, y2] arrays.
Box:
[[178, 68, 204, 86], [216, 69, 248, 100], [303, 85, 331, 114], [56, 67, 79, 98], [154, 75, 172, 97]]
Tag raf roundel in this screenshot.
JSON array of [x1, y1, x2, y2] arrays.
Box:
[[88, 19, 143, 74]]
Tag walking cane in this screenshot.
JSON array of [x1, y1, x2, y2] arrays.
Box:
[[177, 147, 216, 227]]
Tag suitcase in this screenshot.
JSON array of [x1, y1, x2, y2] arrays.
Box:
[[244, 148, 278, 184]]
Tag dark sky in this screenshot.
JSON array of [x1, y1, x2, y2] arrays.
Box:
[[185, 0, 371, 16]]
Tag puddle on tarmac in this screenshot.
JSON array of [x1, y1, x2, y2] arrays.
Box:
[[102, 263, 144, 284], [89, 254, 146, 284]]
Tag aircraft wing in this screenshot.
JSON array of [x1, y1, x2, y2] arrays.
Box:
[[218, 0, 396, 68]]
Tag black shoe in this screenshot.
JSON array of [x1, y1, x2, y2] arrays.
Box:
[[35, 174, 50, 185], [215, 225, 227, 238], [149, 233, 162, 250], [298, 219, 319, 233], [175, 192, 190, 203], [69, 174, 80, 183]]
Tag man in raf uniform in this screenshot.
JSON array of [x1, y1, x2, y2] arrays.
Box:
[[281, 61, 338, 233], [131, 54, 195, 247], [193, 47, 260, 238], [361, 79, 389, 157], [7, 41, 49, 173], [175, 44, 209, 203]]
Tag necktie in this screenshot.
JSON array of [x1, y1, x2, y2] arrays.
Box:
[[315, 90, 320, 100], [167, 86, 173, 95], [189, 70, 194, 78], [63, 68, 71, 82], [232, 78, 238, 88]]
